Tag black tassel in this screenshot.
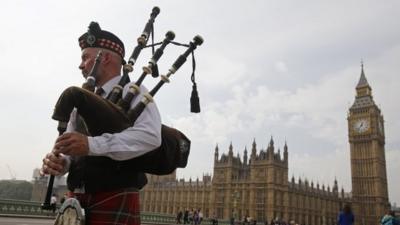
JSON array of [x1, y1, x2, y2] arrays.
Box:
[[190, 83, 200, 113]]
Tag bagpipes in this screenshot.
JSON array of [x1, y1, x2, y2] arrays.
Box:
[[42, 6, 203, 214]]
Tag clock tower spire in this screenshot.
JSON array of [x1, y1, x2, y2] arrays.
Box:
[[354, 61, 372, 98], [348, 63, 389, 225]]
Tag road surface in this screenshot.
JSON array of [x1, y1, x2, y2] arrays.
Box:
[[0, 217, 54, 225]]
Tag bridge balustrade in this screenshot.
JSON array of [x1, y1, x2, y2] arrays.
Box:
[[0, 199, 229, 225]]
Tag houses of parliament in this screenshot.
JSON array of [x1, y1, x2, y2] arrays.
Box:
[[140, 65, 390, 225]]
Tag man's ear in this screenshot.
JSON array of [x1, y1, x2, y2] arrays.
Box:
[[101, 51, 112, 65]]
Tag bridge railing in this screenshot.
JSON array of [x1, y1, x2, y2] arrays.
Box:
[[140, 212, 229, 225], [0, 198, 55, 217], [0, 199, 230, 224]]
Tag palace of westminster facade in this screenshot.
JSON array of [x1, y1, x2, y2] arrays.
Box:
[[139, 66, 390, 225]]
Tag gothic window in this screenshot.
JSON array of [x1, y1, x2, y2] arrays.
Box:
[[217, 208, 223, 218], [257, 210, 264, 221], [275, 191, 281, 205], [256, 189, 265, 204], [216, 190, 224, 203]]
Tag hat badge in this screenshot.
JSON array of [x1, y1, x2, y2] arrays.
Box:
[[86, 34, 96, 46]]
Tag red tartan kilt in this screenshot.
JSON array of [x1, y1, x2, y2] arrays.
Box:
[[74, 189, 140, 225]]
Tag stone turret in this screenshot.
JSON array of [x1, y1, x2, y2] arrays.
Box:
[[333, 177, 339, 193], [283, 141, 288, 162], [270, 136, 274, 147], [214, 144, 219, 163], [228, 142, 234, 164], [228, 142, 233, 157], [251, 138, 257, 161], [243, 147, 248, 165], [341, 187, 345, 198], [268, 136, 274, 158]]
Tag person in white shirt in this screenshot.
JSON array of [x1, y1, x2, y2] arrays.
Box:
[[50, 194, 57, 213]]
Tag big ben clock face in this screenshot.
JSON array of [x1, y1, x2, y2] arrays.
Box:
[[353, 118, 370, 133]]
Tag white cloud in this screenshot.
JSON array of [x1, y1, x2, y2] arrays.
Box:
[[275, 61, 288, 73], [199, 52, 248, 88]]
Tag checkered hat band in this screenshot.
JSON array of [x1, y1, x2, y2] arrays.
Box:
[[79, 39, 124, 57], [98, 38, 124, 56]]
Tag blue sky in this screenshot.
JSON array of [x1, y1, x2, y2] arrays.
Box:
[[0, 0, 399, 204]]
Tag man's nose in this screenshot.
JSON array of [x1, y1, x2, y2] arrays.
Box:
[[79, 61, 84, 70]]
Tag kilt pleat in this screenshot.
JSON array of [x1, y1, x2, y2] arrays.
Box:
[[75, 189, 140, 225]]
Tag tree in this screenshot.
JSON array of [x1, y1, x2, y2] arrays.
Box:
[[0, 180, 33, 200]]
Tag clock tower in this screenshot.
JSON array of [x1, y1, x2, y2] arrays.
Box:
[[348, 64, 389, 224]]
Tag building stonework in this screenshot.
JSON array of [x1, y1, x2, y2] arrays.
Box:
[[31, 168, 68, 203], [140, 66, 390, 225], [141, 140, 350, 225]]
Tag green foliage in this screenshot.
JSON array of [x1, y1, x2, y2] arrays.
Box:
[[0, 180, 33, 200]]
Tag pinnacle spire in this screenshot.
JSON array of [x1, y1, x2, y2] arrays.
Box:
[[284, 140, 288, 152], [251, 138, 257, 155], [214, 143, 219, 161], [356, 60, 370, 88], [243, 146, 248, 164], [351, 61, 375, 109]]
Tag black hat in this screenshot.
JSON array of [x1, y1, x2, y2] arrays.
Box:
[[78, 22, 125, 59]]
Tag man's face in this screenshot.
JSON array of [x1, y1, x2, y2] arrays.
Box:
[[79, 48, 99, 78]]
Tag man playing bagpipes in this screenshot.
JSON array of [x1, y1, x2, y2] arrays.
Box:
[[41, 22, 162, 225]]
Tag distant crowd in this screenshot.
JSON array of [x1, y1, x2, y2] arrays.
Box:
[[176, 208, 204, 225], [174, 204, 399, 225]]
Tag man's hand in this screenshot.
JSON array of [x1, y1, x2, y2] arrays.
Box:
[[53, 132, 89, 156], [41, 152, 67, 176]]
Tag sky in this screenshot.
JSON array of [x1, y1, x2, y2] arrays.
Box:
[[0, 0, 399, 205]]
